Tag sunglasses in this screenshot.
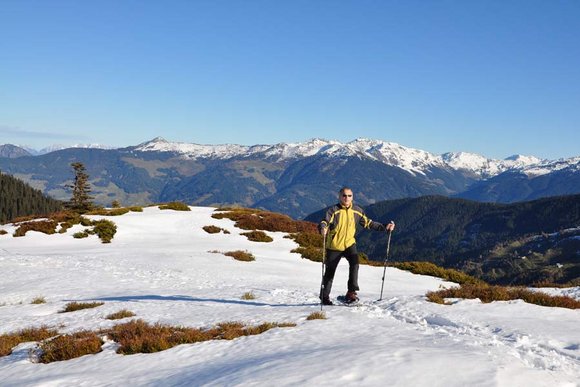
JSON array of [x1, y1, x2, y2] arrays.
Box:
[[342, 194, 353, 197]]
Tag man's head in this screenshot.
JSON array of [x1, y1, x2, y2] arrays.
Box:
[[338, 187, 353, 207]]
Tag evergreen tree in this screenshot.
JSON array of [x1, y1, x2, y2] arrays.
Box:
[[66, 162, 94, 213]]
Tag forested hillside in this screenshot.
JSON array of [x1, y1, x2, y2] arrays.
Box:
[[0, 172, 63, 223]]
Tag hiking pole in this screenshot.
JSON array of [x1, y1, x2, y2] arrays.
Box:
[[378, 229, 393, 301], [320, 232, 327, 311]]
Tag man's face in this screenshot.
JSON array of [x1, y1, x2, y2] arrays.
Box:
[[339, 189, 353, 207]]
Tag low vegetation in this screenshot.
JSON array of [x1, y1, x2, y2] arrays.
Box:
[[159, 201, 191, 211], [213, 208, 316, 233], [104, 319, 295, 355], [106, 310, 136, 320], [73, 231, 89, 239], [37, 331, 103, 363], [202, 225, 230, 234], [240, 230, 273, 242], [31, 297, 46, 304], [426, 283, 580, 309], [0, 229, 8, 235], [306, 311, 326, 320], [241, 292, 256, 300], [91, 219, 117, 243], [59, 302, 105, 313], [87, 206, 143, 216], [13, 220, 58, 237], [391, 261, 483, 285], [0, 326, 58, 357], [224, 250, 255, 262]]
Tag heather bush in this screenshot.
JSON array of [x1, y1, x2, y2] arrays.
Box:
[[203, 225, 222, 234], [393, 261, 483, 285], [73, 231, 89, 239], [224, 250, 255, 262], [13, 220, 58, 237], [159, 202, 190, 211], [241, 230, 273, 242], [104, 319, 294, 355], [213, 208, 316, 233], [60, 302, 105, 313], [0, 229, 7, 235], [0, 326, 58, 357], [92, 219, 117, 243], [38, 331, 103, 363], [106, 310, 136, 320], [128, 206, 143, 212], [426, 283, 580, 309]]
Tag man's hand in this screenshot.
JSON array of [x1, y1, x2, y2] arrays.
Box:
[[386, 221, 395, 232]]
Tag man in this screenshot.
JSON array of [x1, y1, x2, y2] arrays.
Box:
[[319, 187, 395, 305]]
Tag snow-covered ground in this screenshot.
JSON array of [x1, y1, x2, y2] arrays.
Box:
[[0, 207, 579, 386]]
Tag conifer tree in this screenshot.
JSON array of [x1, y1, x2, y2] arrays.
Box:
[[66, 162, 94, 213]]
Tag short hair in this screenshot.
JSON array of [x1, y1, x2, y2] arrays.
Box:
[[339, 187, 353, 195]]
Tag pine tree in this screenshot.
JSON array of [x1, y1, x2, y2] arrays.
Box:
[[66, 162, 94, 213]]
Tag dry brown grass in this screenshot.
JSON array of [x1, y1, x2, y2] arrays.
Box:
[[31, 296, 46, 304], [0, 326, 58, 357], [60, 302, 105, 313], [104, 319, 295, 355], [224, 250, 255, 262], [106, 310, 136, 320], [306, 311, 327, 320], [241, 292, 256, 300], [240, 230, 273, 243], [38, 331, 103, 363], [427, 283, 580, 309]]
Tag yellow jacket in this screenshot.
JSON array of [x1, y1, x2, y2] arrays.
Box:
[[320, 203, 385, 251]]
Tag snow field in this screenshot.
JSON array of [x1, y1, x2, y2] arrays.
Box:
[[0, 206, 579, 386]]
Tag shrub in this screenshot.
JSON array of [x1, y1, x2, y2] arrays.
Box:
[[106, 310, 136, 320], [0, 326, 58, 357], [212, 208, 316, 233], [241, 292, 256, 300], [224, 250, 255, 262], [60, 302, 104, 313], [426, 283, 580, 309], [0, 229, 8, 235], [306, 311, 326, 320], [31, 297, 46, 304], [128, 206, 143, 212], [92, 219, 117, 243], [159, 202, 190, 211], [13, 220, 58, 237], [73, 231, 89, 239], [104, 319, 295, 355], [111, 200, 121, 208], [38, 331, 103, 363], [203, 225, 222, 234], [291, 246, 323, 262], [241, 230, 273, 243], [392, 261, 483, 285]]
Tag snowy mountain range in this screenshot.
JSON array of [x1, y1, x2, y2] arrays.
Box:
[[1, 137, 579, 218], [0, 206, 578, 385], [133, 137, 556, 178]]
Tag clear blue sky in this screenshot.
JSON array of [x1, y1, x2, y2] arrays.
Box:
[[1, 0, 579, 159]]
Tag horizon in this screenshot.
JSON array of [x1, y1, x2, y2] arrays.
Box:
[[1, 1, 579, 160]]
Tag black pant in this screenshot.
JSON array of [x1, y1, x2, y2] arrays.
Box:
[[320, 245, 359, 299]]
